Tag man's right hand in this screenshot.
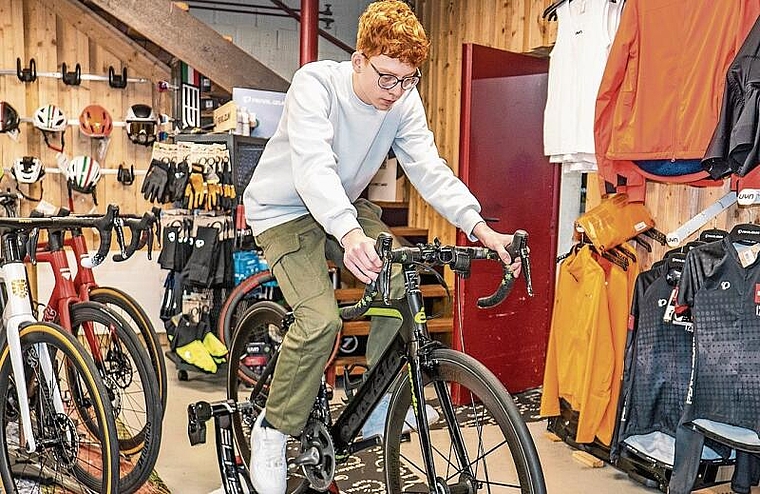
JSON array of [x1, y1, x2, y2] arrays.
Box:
[[341, 228, 382, 284]]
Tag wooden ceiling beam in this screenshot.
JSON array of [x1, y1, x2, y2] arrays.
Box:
[[49, 0, 171, 81], [81, 0, 290, 93]]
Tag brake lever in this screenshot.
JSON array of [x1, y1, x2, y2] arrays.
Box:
[[376, 233, 394, 304], [508, 230, 533, 297]]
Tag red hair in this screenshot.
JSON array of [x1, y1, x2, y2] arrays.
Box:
[[356, 1, 430, 67]]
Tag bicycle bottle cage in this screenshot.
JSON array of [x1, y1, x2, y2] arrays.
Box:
[[108, 66, 128, 89], [16, 58, 36, 83], [117, 163, 135, 185], [60, 62, 81, 86]]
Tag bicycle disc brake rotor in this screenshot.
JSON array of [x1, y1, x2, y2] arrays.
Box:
[[106, 343, 134, 388], [52, 413, 79, 468], [299, 421, 335, 491]]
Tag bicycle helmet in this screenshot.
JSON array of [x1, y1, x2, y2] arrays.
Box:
[[0, 102, 20, 134], [33, 104, 67, 152], [126, 104, 158, 146], [79, 104, 113, 138], [33, 104, 67, 132], [12, 156, 45, 184], [66, 155, 101, 194]]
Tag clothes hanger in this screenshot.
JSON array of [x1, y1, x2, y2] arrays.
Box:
[[698, 228, 729, 243], [729, 223, 760, 245], [542, 0, 619, 21]]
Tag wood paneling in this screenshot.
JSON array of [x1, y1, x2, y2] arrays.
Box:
[[0, 0, 164, 218]]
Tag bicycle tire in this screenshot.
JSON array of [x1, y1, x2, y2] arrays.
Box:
[[218, 271, 278, 345], [227, 300, 287, 465], [0, 322, 120, 493], [89, 286, 168, 415], [67, 301, 163, 494], [383, 348, 546, 494]]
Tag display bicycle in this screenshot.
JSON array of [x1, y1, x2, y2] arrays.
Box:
[[30, 207, 163, 494], [189, 230, 547, 493], [0, 211, 123, 493]]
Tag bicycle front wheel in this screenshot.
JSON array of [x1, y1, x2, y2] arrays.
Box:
[[0, 322, 120, 493], [89, 285, 168, 415], [383, 348, 546, 494], [68, 301, 163, 494]]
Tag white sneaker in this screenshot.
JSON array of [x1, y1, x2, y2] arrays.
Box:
[[249, 410, 287, 494], [361, 394, 440, 440]]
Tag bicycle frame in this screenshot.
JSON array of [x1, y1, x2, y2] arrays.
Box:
[[1, 232, 65, 453], [35, 232, 107, 369]]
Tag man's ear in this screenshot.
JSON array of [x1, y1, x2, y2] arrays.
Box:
[[351, 52, 364, 72]]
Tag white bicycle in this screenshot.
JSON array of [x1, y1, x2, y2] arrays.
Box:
[[0, 205, 121, 493]]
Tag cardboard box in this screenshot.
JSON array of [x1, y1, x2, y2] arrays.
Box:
[[368, 156, 407, 202], [213, 100, 237, 133]]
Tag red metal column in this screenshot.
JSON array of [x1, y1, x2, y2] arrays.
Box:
[[300, 0, 319, 66]]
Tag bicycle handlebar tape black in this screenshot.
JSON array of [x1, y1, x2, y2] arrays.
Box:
[[476, 268, 515, 309], [339, 279, 378, 320]]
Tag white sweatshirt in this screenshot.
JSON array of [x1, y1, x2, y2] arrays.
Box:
[[243, 60, 484, 242]]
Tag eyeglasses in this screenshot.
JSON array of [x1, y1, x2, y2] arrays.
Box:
[[363, 55, 421, 91]]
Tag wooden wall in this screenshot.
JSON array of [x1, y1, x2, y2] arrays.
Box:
[[0, 0, 170, 216], [414, 0, 759, 267]]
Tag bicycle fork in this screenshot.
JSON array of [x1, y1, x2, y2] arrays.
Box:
[[3, 261, 65, 453]]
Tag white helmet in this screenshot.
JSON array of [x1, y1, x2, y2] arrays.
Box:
[[125, 104, 158, 146], [12, 156, 45, 184], [66, 155, 101, 194], [33, 104, 67, 132], [33, 104, 67, 152]]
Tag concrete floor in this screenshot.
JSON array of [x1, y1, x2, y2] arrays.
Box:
[[155, 364, 671, 494]]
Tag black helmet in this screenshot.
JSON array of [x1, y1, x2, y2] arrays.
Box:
[[0, 102, 20, 134]]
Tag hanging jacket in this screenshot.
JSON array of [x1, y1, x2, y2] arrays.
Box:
[[594, 0, 760, 201], [702, 15, 760, 179], [540, 245, 615, 443]]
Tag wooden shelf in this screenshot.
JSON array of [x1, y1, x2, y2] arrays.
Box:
[[334, 284, 448, 303], [390, 226, 428, 238], [342, 317, 453, 337], [373, 200, 409, 209]]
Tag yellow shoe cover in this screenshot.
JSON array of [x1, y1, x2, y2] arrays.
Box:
[[203, 332, 229, 359], [176, 339, 217, 373]]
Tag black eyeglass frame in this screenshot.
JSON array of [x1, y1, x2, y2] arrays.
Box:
[[362, 54, 422, 91]]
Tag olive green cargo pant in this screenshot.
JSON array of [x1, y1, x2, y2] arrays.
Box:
[[255, 199, 404, 435]]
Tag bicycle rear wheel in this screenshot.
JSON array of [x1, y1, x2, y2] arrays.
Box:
[[89, 285, 168, 415], [68, 301, 163, 494], [0, 322, 120, 493], [227, 300, 287, 466], [383, 348, 546, 494]]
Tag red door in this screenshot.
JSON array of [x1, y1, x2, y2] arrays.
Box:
[[455, 44, 560, 393]]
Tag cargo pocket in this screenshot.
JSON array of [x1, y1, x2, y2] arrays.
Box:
[[257, 228, 331, 304]]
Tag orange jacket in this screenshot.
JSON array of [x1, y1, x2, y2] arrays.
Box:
[[594, 0, 760, 200], [540, 245, 614, 443]]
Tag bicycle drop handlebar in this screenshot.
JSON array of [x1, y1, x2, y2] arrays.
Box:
[[112, 211, 158, 262], [340, 230, 533, 320], [5, 204, 123, 268]]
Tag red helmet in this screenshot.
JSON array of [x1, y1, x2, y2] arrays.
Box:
[[79, 104, 113, 138]]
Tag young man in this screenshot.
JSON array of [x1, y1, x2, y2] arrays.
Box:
[[243, 1, 520, 492]]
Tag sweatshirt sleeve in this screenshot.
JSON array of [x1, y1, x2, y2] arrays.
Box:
[[392, 90, 484, 239], [286, 68, 360, 242]]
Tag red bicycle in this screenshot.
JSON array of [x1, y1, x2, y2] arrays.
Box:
[[31, 206, 163, 494]]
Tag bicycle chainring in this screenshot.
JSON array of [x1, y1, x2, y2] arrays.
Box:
[[300, 420, 336, 491]]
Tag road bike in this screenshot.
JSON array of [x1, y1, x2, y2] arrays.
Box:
[[30, 207, 163, 493], [37, 208, 168, 414], [0, 212, 122, 493], [189, 230, 547, 493]]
